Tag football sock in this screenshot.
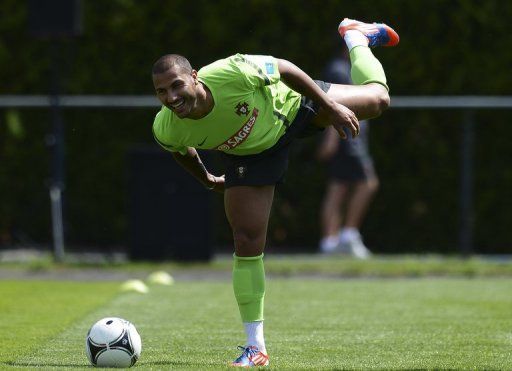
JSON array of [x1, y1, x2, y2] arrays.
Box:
[[233, 254, 265, 323], [343, 29, 369, 51], [349, 46, 388, 90], [244, 320, 267, 354]]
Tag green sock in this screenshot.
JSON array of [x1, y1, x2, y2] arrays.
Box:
[[349, 46, 389, 91], [233, 254, 265, 322]]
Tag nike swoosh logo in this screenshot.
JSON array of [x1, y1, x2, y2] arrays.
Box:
[[198, 137, 208, 146]]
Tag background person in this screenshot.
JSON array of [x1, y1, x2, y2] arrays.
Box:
[[317, 46, 379, 258]]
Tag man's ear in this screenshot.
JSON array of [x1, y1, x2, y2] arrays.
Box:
[[191, 69, 198, 84]]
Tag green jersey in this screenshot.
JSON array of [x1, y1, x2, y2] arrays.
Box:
[[152, 54, 302, 156]]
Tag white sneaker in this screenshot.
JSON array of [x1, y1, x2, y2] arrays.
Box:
[[340, 235, 372, 259], [338, 18, 400, 48], [319, 235, 340, 254]]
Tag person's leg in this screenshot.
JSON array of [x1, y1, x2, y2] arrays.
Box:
[[225, 185, 274, 366], [321, 82, 389, 121], [339, 176, 379, 258], [225, 185, 274, 257], [313, 20, 397, 124], [319, 181, 349, 253], [314, 46, 390, 122], [344, 176, 379, 228]]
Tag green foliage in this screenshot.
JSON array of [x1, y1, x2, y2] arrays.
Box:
[[1, 0, 511, 252]]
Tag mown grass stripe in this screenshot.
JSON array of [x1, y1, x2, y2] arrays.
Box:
[[0, 281, 120, 368]]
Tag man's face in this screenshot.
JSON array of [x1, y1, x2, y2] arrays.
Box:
[[153, 66, 199, 119]]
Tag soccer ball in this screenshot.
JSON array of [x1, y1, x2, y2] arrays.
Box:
[[85, 317, 142, 368]]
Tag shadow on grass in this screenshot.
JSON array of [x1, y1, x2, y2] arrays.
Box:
[[139, 360, 222, 367], [3, 360, 210, 368], [2, 361, 87, 368]]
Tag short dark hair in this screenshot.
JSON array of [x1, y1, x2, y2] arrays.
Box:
[[152, 54, 192, 74]]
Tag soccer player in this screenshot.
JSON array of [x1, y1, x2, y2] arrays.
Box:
[[151, 18, 399, 367]]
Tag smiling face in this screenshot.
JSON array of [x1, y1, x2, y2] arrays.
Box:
[[153, 66, 200, 119]]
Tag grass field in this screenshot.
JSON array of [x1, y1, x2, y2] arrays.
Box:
[[1, 256, 512, 369]]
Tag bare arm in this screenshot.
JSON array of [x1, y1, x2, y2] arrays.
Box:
[[277, 58, 359, 139], [172, 147, 225, 193]]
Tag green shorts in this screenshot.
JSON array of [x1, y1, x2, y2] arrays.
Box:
[[221, 80, 330, 188]]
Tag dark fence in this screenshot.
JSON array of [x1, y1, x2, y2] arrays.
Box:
[[1, 95, 511, 258]]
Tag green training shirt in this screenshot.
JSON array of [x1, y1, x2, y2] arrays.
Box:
[[152, 54, 302, 156]]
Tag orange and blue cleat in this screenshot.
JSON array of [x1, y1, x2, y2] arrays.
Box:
[[338, 18, 400, 48], [231, 346, 269, 367]]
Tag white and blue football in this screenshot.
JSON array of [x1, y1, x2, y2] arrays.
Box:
[[85, 317, 142, 368]]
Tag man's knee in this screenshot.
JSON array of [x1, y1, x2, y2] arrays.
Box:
[[380, 93, 390, 112], [355, 177, 379, 195], [232, 228, 265, 254], [375, 87, 390, 113], [365, 177, 380, 194], [233, 229, 252, 249]]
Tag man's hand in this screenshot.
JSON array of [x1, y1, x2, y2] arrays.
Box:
[[327, 102, 360, 139], [171, 148, 226, 193], [205, 173, 225, 193]]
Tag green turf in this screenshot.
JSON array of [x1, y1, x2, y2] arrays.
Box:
[[1, 278, 511, 370], [0, 281, 120, 367]]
